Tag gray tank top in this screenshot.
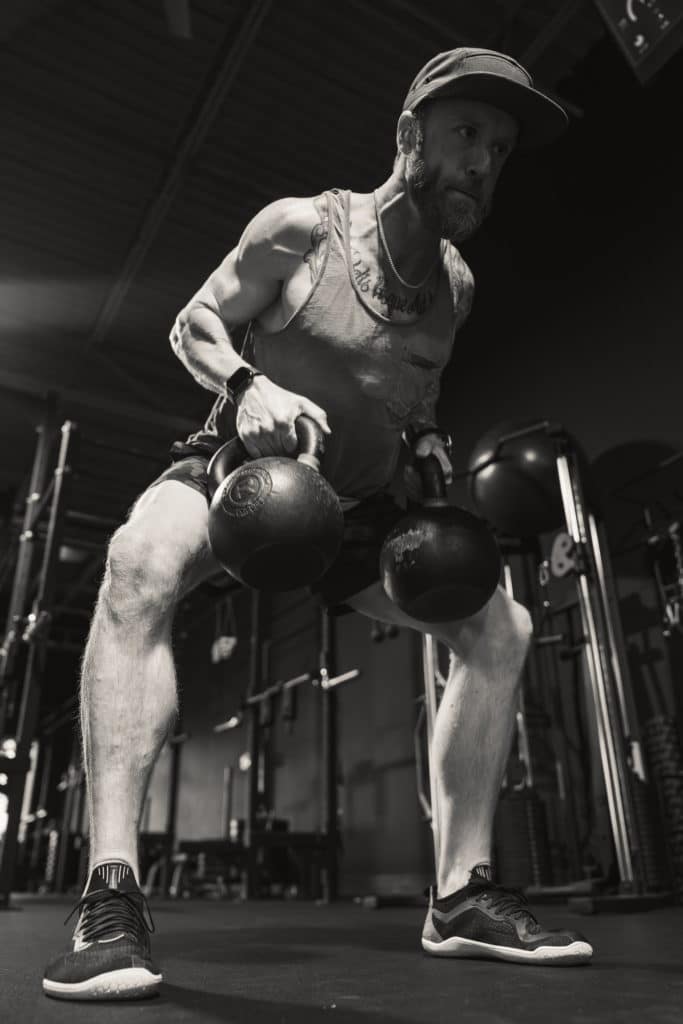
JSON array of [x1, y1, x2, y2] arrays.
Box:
[[184, 189, 464, 500]]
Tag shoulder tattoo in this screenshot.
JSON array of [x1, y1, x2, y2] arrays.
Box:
[[303, 194, 329, 283], [452, 254, 475, 333]]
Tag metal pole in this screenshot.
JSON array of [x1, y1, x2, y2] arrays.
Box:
[[502, 560, 534, 789], [555, 449, 636, 887], [54, 760, 79, 893], [221, 765, 234, 842], [0, 394, 60, 732], [165, 730, 185, 842], [243, 590, 262, 898], [588, 514, 643, 768], [28, 738, 53, 875], [0, 421, 78, 907], [320, 608, 339, 902], [421, 634, 441, 870]]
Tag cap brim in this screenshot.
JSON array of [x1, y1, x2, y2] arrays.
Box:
[[413, 73, 569, 149]]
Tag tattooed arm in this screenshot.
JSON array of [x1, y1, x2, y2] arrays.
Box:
[[170, 195, 327, 394], [170, 195, 332, 456], [303, 193, 329, 284]]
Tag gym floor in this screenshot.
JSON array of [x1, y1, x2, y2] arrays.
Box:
[[4, 896, 682, 1023]]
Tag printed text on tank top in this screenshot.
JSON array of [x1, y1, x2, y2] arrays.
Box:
[[346, 191, 444, 325], [255, 192, 446, 335]]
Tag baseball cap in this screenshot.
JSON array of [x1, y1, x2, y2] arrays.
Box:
[[403, 48, 569, 148]]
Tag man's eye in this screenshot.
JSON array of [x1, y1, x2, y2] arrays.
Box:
[[493, 143, 509, 157], [457, 125, 476, 139]]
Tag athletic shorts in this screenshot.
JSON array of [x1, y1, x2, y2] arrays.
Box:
[[149, 451, 404, 611]]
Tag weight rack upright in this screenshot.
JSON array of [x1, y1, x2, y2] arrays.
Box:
[[0, 417, 78, 908]]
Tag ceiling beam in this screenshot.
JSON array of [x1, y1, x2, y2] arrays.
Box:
[[361, 0, 584, 118], [520, 0, 589, 68], [485, 0, 529, 49], [376, 0, 471, 44], [86, 0, 272, 351], [0, 369, 198, 435]]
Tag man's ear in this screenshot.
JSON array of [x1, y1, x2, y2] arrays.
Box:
[[396, 110, 420, 157]]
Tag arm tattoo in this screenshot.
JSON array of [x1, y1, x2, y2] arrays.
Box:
[[303, 194, 329, 284], [452, 254, 475, 334]]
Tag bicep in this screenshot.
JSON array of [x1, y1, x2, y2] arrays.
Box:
[[192, 247, 280, 327], [183, 198, 304, 327]]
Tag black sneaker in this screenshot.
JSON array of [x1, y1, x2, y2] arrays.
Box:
[[422, 865, 593, 965], [43, 860, 162, 1000]]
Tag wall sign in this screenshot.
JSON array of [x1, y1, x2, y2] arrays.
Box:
[[594, 0, 683, 81]]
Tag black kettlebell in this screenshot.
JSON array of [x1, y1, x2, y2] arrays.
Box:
[[207, 416, 344, 591], [379, 455, 502, 622]]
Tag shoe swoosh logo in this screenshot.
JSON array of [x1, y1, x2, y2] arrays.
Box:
[[73, 932, 125, 951], [432, 904, 502, 927], [432, 906, 464, 926]]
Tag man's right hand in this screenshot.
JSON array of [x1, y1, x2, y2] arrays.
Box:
[[234, 375, 331, 458]]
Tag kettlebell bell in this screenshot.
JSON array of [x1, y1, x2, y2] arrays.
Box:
[[207, 416, 344, 591], [379, 454, 502, 622]]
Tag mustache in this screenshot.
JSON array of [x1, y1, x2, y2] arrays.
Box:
[[443, 182, 484, 203], [413, 170, 484, 205]]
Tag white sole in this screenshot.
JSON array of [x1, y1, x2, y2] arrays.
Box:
[[422, 935, 593, 965], [43, 967, 162, 1000]]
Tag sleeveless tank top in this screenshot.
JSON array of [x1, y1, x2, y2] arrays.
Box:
[[183, 189, 464, 500]]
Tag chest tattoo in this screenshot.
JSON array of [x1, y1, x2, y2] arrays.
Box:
[[351, 248, 435, 319]]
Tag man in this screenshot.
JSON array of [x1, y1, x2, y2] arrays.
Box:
[[43, 48, 592, 1001]]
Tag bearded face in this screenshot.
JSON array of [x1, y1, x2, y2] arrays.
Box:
[[406, 149, 491, 243], [401, 99, 515, 244]]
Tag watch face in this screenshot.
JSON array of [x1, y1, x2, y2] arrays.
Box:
[[227, 367, 254, 398]]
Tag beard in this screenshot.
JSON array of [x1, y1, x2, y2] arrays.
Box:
[[407, 156, 491, 243]]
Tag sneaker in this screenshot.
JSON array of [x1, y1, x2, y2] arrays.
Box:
[[43, 860, 162, 1000], [422, 865, 593, 965]]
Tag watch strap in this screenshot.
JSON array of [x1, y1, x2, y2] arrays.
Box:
[[224, 366, 263, 404]]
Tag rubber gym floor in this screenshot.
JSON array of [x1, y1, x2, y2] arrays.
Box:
[[2, 895, 682, 1023]]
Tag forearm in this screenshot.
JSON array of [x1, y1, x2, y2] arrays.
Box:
[[170, 303, 251, 395]]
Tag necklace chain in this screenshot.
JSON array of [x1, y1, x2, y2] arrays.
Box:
[[373, 191, 440, 290]]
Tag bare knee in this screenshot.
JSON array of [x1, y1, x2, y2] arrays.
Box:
[[482, 589, 533, 658], [437, 588, 533, 672], [506, 595, 533, 653], [101, 525, 183, 625]]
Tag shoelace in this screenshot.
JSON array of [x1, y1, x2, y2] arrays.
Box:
[[474, 884, 540, 926], [64, 888, 155, 944]]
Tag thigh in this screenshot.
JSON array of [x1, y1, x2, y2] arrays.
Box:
[[117, 478, 222, 597]]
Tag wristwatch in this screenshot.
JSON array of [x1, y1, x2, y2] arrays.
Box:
[[224, 365, 263, 405]]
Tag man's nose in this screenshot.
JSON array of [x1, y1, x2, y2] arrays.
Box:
[[465, 145, 492, 179]]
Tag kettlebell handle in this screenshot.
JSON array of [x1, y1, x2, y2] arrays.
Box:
[[207, 415, 326, 499], [417, 453, 448, 506], [294, 415, 326, 469]]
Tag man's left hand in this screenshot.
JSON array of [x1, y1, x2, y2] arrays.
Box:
[[404, 432, 453, 501]]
